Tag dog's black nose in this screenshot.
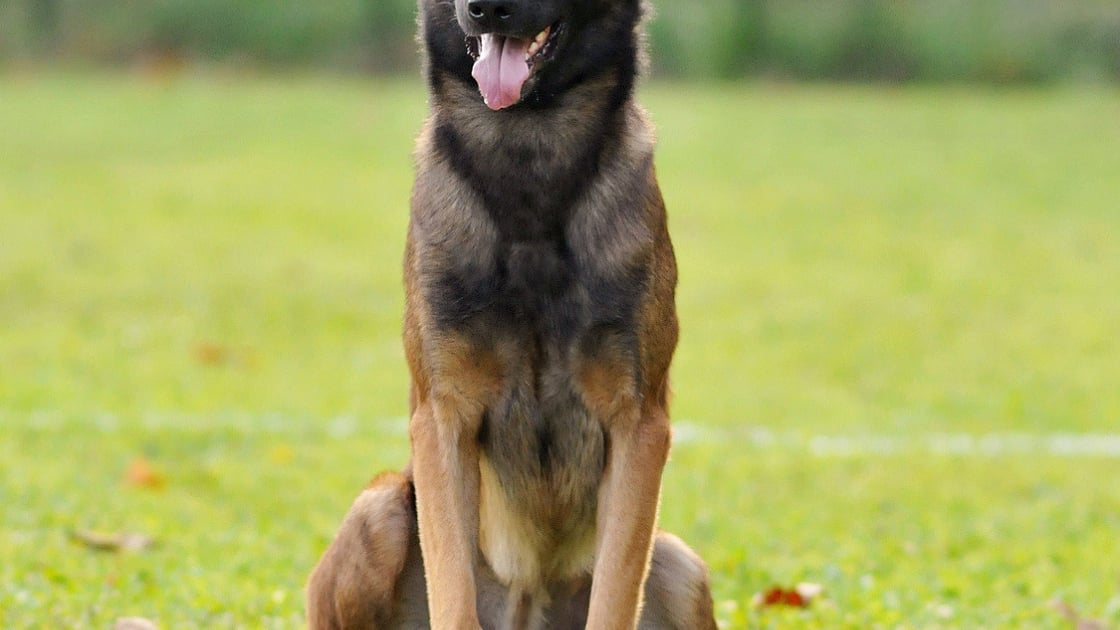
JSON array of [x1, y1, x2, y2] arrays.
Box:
[[467, 0, 516, 27]]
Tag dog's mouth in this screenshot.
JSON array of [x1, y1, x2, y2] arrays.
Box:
[[466, 22, 564, 111]]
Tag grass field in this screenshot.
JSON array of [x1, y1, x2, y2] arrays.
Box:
[[1, 73, 1119, 628]]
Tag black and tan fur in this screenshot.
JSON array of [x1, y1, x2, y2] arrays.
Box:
[[308, 0, 716, 627]]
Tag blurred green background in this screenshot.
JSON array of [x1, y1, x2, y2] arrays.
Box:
[[3, 0, 1120, 82]]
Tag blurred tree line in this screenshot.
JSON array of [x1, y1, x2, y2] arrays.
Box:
[[2, 0, 1118, 82]]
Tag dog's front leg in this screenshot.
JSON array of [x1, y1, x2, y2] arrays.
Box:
[[410, 399, 483, 629], [586, 405, 671, 629]]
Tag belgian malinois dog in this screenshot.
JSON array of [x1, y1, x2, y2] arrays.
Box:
[[307, 0, 717, 627]]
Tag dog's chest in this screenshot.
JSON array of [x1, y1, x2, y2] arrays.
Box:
[[448, 231, 638, 571], [470, 236, 610, 471], [451, 240, 610, 589], [416, 116, 655, 585]]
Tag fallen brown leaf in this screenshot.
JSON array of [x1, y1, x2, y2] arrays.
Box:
[[192, 342, 256, 368], [752, 582, 824, 610], [193, 341, 230, 366], [124, 456, 166, 490], [71, 529, 157, 553]]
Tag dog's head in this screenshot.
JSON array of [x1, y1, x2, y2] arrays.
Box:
[[422, 0, 644, 111]]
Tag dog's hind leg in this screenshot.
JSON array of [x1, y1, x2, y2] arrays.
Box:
[[307, 471, 420, 629], [308, 477, 716, 629], [308, 468, 522, 629], [639, 532, 718, 630]]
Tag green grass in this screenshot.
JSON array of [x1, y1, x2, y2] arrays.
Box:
[[1, 73, 1119, 628]]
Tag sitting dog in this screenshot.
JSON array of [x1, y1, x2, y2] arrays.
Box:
[[308, 0, 717, 627]]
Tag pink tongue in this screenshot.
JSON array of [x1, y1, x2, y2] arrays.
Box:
[[471, 34, 531, 111]]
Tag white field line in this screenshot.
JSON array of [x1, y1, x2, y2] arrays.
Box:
[[672, 421, 1120, 458], [2, 409, 411, 438]]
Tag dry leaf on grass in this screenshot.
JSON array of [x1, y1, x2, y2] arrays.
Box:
[[193, 341, 231, 366], [70, 529, 157, 553], [124, 457, 166, 490], [193, 341, 256, 368], [752, 582, 824, 609]]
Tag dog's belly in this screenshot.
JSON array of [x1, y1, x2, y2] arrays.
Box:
[[478, 373, 606, 591]]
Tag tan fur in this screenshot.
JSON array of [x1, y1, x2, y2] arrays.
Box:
[[308, 471, 717, 629], [307, 473, 414, 629]]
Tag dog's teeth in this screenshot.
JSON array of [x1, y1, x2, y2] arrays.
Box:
[[528, 41, 541, 56], [534, 28, 550, 46]]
